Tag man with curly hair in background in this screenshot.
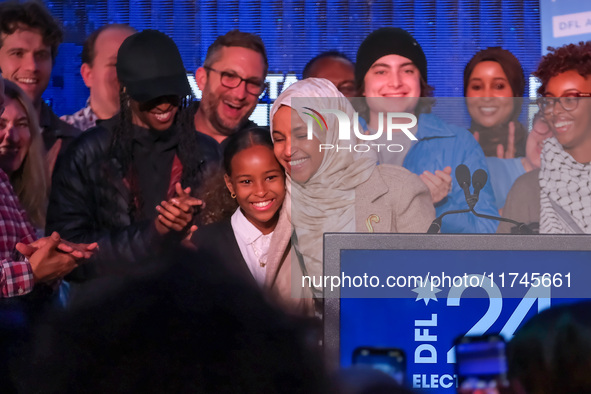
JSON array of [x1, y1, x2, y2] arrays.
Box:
[[0, 1, 80, 154]]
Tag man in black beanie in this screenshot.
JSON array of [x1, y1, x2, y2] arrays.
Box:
[[47, 30, 215, 287], [355, 27, 498, 234]]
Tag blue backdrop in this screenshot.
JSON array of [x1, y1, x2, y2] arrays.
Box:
[[42, 0, 542, 118]]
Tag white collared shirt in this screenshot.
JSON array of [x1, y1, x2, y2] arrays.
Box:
[[231, 208, 274, 287]]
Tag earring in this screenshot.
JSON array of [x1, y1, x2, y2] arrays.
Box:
[[231, 193, 236, 199]]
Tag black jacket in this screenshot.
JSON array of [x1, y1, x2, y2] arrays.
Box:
[[192, 219, 257, 287], [40, 102, 82, 154], [46, 115, 218, 282]]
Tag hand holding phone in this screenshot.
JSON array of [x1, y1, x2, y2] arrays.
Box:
[[454, 334, 508, 394]]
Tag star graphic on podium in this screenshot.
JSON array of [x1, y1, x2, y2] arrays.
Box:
[[412, 280, 442, 306]]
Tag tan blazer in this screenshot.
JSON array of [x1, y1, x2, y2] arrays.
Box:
[[355, 165, 435, 233], [265, 204, 314, 316], [266, 165, 433, 315]]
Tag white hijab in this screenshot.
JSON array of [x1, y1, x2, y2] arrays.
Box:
[[270, 78, 376, 283]]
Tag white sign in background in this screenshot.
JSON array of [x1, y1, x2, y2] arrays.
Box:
[[552, 10, 591, 38]]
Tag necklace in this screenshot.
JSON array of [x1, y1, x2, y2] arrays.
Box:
[[251, 235, 271, 268]]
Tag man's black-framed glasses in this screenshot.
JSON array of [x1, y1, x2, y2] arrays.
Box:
[[537, 90, 591, 115], [204, 66, 266, 96]]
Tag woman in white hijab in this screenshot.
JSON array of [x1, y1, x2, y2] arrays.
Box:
[[270, 78, 434, 292]]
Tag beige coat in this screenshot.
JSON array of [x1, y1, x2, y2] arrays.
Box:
[[267, 164, 434, 316], [354, 165, 435, 233], [265, 203, 314, 316]]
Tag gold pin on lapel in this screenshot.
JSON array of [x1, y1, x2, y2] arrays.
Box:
[[365, 214, 380, 233]]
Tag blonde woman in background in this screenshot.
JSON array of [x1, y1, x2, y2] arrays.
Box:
[[1, 80, 51, 230], [0, 79, 96, 298]]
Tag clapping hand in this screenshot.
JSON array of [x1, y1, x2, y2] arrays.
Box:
[[155, 183, 203, 236], [16, 234, 98, 259], [15, 232, 95, 283], [420, 166, 453, 204]]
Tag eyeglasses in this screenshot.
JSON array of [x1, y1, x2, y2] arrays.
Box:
[[204, 66, 265, 96], [537, 90, 591, 115]]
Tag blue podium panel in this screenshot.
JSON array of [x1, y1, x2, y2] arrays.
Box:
[[323, 234, 591, 393]]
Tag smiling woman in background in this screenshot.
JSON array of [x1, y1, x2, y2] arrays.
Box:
[[1, 80, 49, 230], [499, 41, 591, 234], [464, 47, 538, 210], [0, 79, 96, 298], [464, 47, 528, 158]]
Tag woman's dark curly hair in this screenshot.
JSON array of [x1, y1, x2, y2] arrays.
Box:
[[534, 41, 591, 96]]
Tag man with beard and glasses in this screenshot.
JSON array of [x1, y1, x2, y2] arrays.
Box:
[[47, 30, 212, 288], [189, 30, 267, 158], [0, 1, 80, 155]]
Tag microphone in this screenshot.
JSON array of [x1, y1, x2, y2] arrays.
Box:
[[426, 165, 534, 234], [427, 164, 474, 233], [466, 167, 534, 234], [455, 164, 471, 202], [456, 164, 478, 209], [472, 169, 488, 201]]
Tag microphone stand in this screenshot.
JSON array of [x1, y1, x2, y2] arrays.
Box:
[[469, 208, 533, 234], [427, 209, 472, 234], [426, 165, 534, 234]]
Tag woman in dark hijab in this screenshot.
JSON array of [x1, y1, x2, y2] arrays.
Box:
[[464, 47, 552, 210], [464, 47, 527, 157]]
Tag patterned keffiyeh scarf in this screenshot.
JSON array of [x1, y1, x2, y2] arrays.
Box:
[[539, 137, 591, 234]]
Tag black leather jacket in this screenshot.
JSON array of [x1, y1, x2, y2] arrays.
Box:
[[46, 115, 218, 282]]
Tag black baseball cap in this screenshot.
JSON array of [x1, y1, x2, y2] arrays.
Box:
[[116, 29, 191, 102]]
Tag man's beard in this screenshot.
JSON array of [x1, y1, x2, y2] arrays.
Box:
[[202, 93, 252, 136]]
